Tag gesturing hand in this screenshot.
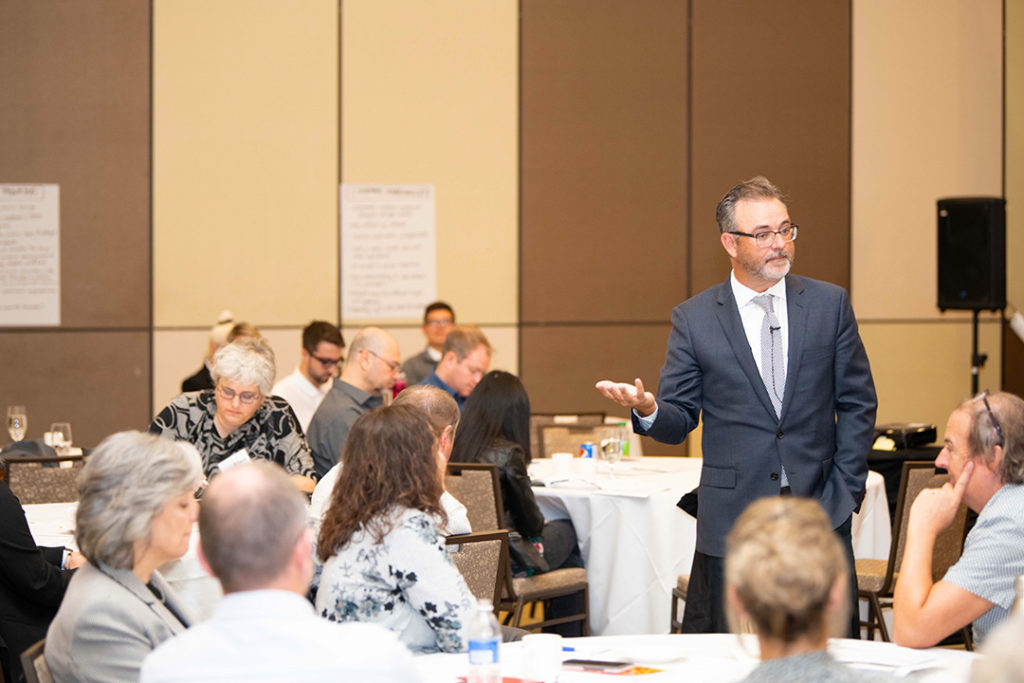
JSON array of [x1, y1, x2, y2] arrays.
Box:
[[595, 378, 657, 417], [908, 461, 974, 538]]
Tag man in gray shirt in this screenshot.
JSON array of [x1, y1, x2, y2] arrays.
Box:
[[306, 327, 401, 478]]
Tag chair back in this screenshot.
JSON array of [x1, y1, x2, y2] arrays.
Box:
[[445, 462, 505, 530], [537, 423, 621, 460], [446, 530, 509, 607], [529, 413, 605, 460], [885, 461, 968, 591], [19, 639, 52, 683], [5, 456, 84, 504]]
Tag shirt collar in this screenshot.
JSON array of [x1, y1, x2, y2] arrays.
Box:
[[730, 270, 787, 308], [426, 346, 442, 362]]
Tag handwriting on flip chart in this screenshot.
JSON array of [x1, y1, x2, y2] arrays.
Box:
[[0, 184, 60, 326], [341, 184, 436, 320]]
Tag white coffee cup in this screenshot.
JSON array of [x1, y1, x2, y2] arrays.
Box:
[[551, 452, 573, 479], [522, 633, 562, 682]]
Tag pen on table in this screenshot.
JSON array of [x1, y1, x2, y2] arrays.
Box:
[[562, 646, 575, 652]]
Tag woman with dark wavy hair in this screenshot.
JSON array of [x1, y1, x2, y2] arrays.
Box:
[[314, 404, 474, 654], [450, 370, 582, 577]]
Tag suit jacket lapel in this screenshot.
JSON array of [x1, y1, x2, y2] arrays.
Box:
[[100, 563, 192, 633], [780, 274, 807, 422], [714, 279, 779, 421]]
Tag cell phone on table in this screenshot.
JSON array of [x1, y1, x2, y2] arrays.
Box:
[[562, 658, 633, 673]]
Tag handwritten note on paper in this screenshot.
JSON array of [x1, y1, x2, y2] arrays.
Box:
[[0, 184, 61, 326], [340, 184, 436, 320]]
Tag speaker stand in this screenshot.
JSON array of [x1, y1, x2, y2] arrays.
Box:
[[971, 309, 987, 396]]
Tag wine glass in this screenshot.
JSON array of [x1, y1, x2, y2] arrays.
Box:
[[50, 422, 73, 456], [600, 435, 623, 478], [7, 406, 27, 442]]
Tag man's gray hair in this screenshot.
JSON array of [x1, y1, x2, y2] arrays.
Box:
[[211, 337, 276, 395], [960, 391, 1024, 485], [715, 176, 787, 234], [76, 431, 202, 569], [441, 324, 492, 361], [393, 384, 460, 433], [199, 462, 307, 592]]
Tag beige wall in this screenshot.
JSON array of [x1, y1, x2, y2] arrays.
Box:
[[851, 0, 1005, 439]]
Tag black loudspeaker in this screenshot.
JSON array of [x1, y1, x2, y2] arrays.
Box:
[[937, 197, 1006, 311]]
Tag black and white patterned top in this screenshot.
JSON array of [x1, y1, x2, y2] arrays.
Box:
[[314, 507, 474, 654], [149, 390, 315, 480]]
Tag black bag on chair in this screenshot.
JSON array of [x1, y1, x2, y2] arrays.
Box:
[[507, 531, 549, 575]]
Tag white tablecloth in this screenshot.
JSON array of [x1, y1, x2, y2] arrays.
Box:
[[23, 502, 223, 621], [529, 457, 890, 635], [414, 634, 975, 682]]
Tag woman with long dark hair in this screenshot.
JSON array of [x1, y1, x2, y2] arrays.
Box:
[[449, 370, 582, 576], [314, 404, 475, 654]]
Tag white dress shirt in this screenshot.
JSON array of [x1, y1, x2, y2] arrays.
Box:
[[140, 590, 419, 683], [271, 368, 332, 432]]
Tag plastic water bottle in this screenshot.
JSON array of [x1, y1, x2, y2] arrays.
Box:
[[617, 422, 630, 458], [467, 599, 501, 683]]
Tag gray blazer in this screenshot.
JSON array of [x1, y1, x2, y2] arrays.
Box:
[[45, 562, 192, 683], [636, 275, 877, 557]]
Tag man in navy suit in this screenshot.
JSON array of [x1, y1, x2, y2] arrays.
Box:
[[598, 176, 877, 634]]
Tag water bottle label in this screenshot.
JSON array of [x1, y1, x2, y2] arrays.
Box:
[[468, 638, 499, 665]]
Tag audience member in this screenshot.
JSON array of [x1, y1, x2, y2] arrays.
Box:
[[140, 462, 418, 682], [315, 405, 475, 654], [727, 497, 887, 682], [150, 337, 316, 493], [894, 391, 1024, 647], [421, 324, 491, 410], [306, 327, 401, 478], [180, 310, 233, 392], [401, 301, 455, 385], [0, 459, 85, 683], [449, 371, 582, 577], [271, 320, 345, 431], [309, 385, 470, 535], [46, 432, 202, 683]]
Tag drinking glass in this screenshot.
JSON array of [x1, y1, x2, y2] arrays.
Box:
[[600, 434, 623, 478], [50, 422, 73, 455], [7, 406, 27, 442]]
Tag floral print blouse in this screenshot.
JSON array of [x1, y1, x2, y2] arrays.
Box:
[[314, 507, 475, 654], [149, 390, 315, 480]]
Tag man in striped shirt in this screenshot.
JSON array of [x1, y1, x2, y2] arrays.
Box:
[[894, 391, 1024, 647]]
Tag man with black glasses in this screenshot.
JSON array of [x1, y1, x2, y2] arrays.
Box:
[[597, 176, 877, 635], [895, 391, 1024, 648], [272, 320, 345, 432]]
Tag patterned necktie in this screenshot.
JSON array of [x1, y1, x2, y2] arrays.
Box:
[[753, 293, 788, 488], [753, 293, 785, 416]]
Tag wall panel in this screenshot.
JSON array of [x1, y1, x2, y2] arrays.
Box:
[[690, 0, 852, 295]]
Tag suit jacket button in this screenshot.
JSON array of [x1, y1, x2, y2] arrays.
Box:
[[776, 430, 784, 439], [770, 472, 779, 481]]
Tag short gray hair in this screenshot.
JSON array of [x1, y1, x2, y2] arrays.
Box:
[[393, 384, 460, 433], [211, 337, 276, 395], [441, 324, 492, 361], [76, 431, 202, 569], [959, 391, 1024, 485], [199, 462, 307, 592], [715, 176, 787, 234]]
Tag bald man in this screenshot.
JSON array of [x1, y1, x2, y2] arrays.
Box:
[[141, 462, 417, 682], [306, 327, 402, 478]]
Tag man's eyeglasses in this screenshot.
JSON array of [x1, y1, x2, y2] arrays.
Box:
[[974, 390, 1005, 448], [728, 225, 798, 248], [425, 318, 454, 328], [366, 349, 401, 372], [216, 385, 262, 404], [310, 353, 342, 367]]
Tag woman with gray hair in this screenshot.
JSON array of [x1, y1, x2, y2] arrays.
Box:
[[727, 497, 889, 682], [45, 431, 203, 683], [150, 336, 316, 493]]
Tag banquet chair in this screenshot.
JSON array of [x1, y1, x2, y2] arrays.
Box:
[[529, 413, 605, 460], [537, 423, 622, 460], [19, 639, 51, 683], [446, 530, 510, 607], [445, 463, 590, 634], [670, 574, 689, 633], [445, 463, 503, 532], [856, 461, 970, 645], [5, 456, 84, 504]]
